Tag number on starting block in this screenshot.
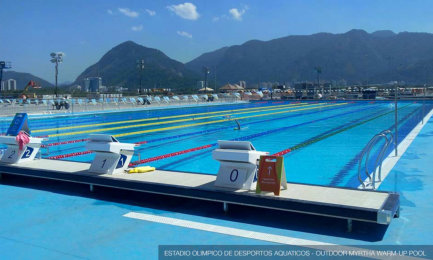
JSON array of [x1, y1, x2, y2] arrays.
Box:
[[21, 147, 34, 159], [215, 166, 249, 189]]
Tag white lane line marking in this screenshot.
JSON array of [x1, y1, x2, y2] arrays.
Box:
[[123, 211, 333, 245], [360, 108, 433, 189]]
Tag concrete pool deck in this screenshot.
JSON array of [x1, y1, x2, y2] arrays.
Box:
[[0, 114, 432, 258]]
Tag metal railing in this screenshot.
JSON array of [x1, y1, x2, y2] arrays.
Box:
[[358, 130, 395, 189]]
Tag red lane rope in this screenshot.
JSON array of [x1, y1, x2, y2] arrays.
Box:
[[41, 138, 90, 148], [46, 150, 93, 160], [272, 148, 291, 157], [43, 138, 149, 148], [46, 142, 212, 162], [129, 144, 215, 166]]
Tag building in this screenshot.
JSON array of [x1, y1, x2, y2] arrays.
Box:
[[1, 79, 17, 91], [8, 79, 17, 90], [84, 77, 102, 92]]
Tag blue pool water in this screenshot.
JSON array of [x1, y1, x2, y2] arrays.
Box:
[[1, 101, 430, 188]]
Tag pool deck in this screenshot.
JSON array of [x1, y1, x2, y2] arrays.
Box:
[[0, 159, 398, 226], [0, 100, 248, 120], [0, 117, 432, 258]]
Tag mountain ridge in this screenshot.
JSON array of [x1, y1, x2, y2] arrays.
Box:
[[186, 29, 433, 85], [74, 40, 200, 90], [7, 29, 433, 90]]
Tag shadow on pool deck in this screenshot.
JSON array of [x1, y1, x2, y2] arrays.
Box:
[[1, 173, 390, 243]]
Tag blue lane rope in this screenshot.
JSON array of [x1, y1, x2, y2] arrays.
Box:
[[151, 104, 383, 168], [45, 102, 363, 156]]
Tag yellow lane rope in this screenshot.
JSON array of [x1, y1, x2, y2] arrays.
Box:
[[34, 102, 307, 133], [112, 102, 348, 138], [46, 103, 322, 137]]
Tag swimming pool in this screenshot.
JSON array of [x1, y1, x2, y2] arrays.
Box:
[[1, 101, 430, 188]]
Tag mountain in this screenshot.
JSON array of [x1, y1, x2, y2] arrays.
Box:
[[75, 41, 199, 90], [2, 71, 53, 89], [186, 29, 433, 85]]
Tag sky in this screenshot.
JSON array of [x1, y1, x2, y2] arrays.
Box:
[[1, 0, 433, 84]]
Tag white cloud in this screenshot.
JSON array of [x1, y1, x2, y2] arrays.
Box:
[[177, 31, 192, 38], [107, 9, 113, 15], [229, 8, 246, 21], [145, 9, 156, 16], [131, 25, 143, 31], [167, 3, 199, 20], [212, 16, 220, 22], [118, 8, 139, 18]]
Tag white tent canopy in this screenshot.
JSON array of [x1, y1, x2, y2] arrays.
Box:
[[198, 87, 214, 92]]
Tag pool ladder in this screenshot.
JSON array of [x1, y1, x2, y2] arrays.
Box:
[[358, 130, 395, 190]]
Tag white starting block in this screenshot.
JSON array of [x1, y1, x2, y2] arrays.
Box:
[[86, 134, 135, 175], [212, 140, 268, 190], [0, 113, 44, 164], [0, 135, 43, 164]]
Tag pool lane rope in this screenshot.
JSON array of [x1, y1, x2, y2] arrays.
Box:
[[272, 103, 411, 157], [128, 104, 384, 166], [44, 102, 317, 138], [34, 102, 307, 134], [41, 138, 90, 148], [16, 102, 268, 131], [40, 103, 313, 147], [46, 150, 93, 160], [46, 102, 392, 163], [48, 102, 392, 161], [156, 104, 403, 170], [46, 102, 370, 162], [44, 103, 342, 138], [44, 102, 361, 158], [34, 101, 302, 133], [48, 102, 396, 161], [111, 103, 347, 138], [43, 103, 343, 144], [45, 102, 354, 159]]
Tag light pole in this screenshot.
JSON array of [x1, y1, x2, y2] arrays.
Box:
[[394, 82, 398, 156], [314, 66, 322, 98], [203, 66, 210, 94], [136, 59, 145, 95], [50, 52, 63, 98], [423, 84, 426, 124]]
